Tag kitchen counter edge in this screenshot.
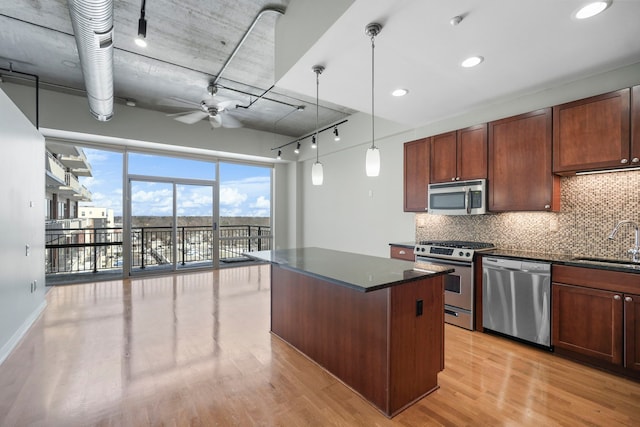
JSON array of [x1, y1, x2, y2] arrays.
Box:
[[245, 247, 453, 292]]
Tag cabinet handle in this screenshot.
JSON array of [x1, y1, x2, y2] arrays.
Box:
[[632, 157, 639, 163], [621, 158, 628, 164], [399, 250, 406, 255], [451, 177, 456, 181], [614, 295, 621, 300], [455, 177, 460, 181], [625, 296, 633, 302], [544, 204, 550, 209]]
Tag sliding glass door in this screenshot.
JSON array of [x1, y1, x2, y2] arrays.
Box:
[[176, 183, 215, 270], [128, 178, 215, 275]]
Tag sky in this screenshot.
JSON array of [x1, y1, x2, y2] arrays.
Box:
[[78, 148, 271, 217]]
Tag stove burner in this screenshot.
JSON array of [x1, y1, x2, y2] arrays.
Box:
[[418, 240, 495, 250], [414, 240, 495, 262]]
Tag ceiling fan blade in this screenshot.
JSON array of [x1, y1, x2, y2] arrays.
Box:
[[209, 115, 223, 128], [173, 110, 208, 124], [222, 114, 242, 128]]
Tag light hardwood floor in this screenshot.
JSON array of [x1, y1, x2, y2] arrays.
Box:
[[1, 265, 639, 426]]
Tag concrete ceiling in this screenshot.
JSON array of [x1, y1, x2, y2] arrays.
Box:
[[0, 0, 354, 138], [1, 0, 640, 142]]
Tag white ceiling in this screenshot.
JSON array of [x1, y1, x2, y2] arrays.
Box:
[[276, 0, 640, 129]]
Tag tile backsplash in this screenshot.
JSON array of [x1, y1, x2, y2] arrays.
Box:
[[416, 170, 640, 258]]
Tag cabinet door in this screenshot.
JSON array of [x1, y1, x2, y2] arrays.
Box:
[[552, 283, 624, 365], [625, 293, 640, 371], [553, 89, 631, 173], [430, 131, 457, 183], [457, 124, 487, 181], [632, 86, 640, 166], [488, 108, 559, 212], [404, 138, 430, 212]]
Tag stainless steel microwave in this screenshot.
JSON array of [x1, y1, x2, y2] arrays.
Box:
[[428, 179, 487, 215]]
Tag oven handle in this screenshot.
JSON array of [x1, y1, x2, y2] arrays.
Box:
[[416, 256, 471, 267]]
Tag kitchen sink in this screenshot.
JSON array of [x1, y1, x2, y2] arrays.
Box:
[[571, 256, 640, 269]]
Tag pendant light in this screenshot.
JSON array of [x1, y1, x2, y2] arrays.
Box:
[[365, 23, 382, 177], [311, 65, 324, 186]]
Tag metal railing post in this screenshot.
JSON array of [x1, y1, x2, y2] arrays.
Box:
[[181, 226, 186, 265], [140, 227, 145, 269], [93, 227, 98, 273]]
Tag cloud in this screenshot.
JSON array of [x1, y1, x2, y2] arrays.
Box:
[[251, 196, 270, 209], [220, 186, 248, 207]]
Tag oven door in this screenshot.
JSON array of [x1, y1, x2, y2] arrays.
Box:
[[416, 256, 473, 311]]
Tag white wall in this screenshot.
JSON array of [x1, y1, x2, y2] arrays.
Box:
[[0, 88, 46, 365]]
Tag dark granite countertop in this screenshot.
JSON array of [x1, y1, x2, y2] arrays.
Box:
[[245, 247, 453, 292], [388, 242, 415, 249], [481, 249, 640, 274], [388, 242, 640, 274]]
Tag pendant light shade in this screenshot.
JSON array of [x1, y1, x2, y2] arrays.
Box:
[[366, 146, 380, 177], [365, 23, 382, 177], [312, 65, 324, 186], [312, 161, 324, 185]]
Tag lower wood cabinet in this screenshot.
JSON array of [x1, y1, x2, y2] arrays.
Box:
[[553, 283, 623, 364], [552, 265, 640, 375], [390, 245, 415, 261]]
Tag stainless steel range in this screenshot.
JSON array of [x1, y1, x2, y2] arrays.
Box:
[[414, 241, 495, 330]]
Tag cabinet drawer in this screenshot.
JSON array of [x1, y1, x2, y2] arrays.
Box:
[[390, 245, 415, 261]]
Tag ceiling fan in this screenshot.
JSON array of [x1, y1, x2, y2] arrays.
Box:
[[164, 84, 242, 129]]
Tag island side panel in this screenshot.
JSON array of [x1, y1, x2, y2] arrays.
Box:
[[389, 275, 444, 415], [270, 264, 391, 413]]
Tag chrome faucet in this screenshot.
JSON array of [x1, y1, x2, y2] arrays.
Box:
[[608, 220, 640, 263]]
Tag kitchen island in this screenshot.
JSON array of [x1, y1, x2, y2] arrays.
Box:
[[246, 247, 453, 417]]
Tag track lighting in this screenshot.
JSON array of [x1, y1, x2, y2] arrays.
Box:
[[365, 22, 382, 177], [135, 0, 147, 47], [276, 150, 282, 160], [333, 126, 340, 142], [294, 142, 300, 155], [311, 135, 317, 149]]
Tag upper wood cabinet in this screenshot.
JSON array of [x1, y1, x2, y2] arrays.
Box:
[[403, 138, 430, 212], [430, 124, 487, 183], [632, 85, 640, 166], [488, 108, 560, 212], [553, 89, 632, 174]]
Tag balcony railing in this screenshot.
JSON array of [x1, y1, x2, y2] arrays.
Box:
[[45, 224, 271, 275]]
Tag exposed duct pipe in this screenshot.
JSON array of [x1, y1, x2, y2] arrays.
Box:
[[67, 0, 114, 121]]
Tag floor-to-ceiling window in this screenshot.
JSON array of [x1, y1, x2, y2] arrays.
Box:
[[45, 142, 273, 284], [218, 162, 272, 264]]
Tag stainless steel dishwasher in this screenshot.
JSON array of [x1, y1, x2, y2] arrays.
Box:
[[482, 257, 551, 348]]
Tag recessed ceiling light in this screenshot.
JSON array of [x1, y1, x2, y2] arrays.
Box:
[[392, 88, 408, 97], [461, 56, 484, 68], [574, 1, 611, 19]]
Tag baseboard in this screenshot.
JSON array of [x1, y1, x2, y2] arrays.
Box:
[[0, 300, 47, 366]]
